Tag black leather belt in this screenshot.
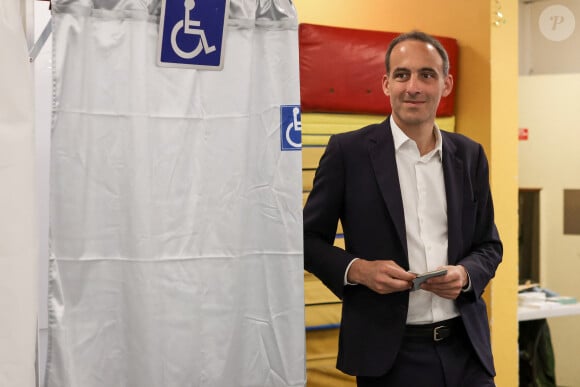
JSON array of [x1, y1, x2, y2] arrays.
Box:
[[404, 317, 462, 342]]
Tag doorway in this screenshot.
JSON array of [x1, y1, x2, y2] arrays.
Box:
[[518, 188, 541, 284]]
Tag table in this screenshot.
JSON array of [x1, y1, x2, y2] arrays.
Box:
[[518, 301, 580, 321]]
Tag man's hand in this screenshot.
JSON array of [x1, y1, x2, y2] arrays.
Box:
[[420, 265, 469, 299], [347, 259, 415, 294]]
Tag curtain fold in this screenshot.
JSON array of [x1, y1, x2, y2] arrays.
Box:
[[0, 2, 38, 386], [46, 1, 304, 385]]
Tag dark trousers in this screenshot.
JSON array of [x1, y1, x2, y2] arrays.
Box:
[[356, 319, 495, 387]]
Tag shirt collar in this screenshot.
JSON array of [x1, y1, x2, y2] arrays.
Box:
[[389, 116, 443, 161]]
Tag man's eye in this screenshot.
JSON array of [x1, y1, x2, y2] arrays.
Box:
[[394, 73, 409, 79]]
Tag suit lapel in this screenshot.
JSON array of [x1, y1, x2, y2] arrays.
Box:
[[366, 123, 465, 266], [368, 120, 408, 260], [442, 134, 463, 265]]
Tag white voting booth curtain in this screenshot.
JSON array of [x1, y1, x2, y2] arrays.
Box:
[[46, 0, 305, 386], [0, 2, 38, 387]]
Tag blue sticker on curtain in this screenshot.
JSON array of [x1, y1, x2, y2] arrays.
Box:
[[281, 105, 302, 151], [158, 0, 229, 69]]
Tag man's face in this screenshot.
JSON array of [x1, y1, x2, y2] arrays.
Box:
[[382, 40, 453, 130]]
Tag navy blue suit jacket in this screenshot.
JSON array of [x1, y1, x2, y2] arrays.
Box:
[[303, 118, 503, 377]]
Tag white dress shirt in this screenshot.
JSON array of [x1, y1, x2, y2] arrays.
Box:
[[390, 117, 460, 324]]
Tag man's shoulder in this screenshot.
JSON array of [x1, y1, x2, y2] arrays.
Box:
[[441, 130, 482, 152]]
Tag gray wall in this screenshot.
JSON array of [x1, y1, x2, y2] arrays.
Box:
[[520, 0, 580, 75]]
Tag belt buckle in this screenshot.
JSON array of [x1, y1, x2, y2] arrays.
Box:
[[433, 325, 446, 342]]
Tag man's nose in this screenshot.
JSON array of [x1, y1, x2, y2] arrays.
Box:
[[406, 74, 422, 95]]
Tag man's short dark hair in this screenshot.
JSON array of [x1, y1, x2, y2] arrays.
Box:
[[385, 30, 450, 76]]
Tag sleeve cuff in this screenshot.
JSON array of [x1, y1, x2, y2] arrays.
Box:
[[461, 268, 472, 292], [344, 257, 359, 286]]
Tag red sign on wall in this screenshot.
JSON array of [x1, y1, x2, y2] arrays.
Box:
[[519, 128, 529, 141]]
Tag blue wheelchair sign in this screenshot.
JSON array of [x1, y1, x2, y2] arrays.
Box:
[[158, 0, 229, 70], [281, 105, 302, 151]]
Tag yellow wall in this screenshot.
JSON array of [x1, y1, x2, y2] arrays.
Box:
[[489, 3, 520, 387], [293, 1, 519, 386]]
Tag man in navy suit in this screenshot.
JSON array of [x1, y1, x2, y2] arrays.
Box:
[[303, 30, 503, 387]]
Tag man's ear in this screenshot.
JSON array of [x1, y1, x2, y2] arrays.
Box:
[[442, 74, 454, 97], [382, 74, 390, 97]]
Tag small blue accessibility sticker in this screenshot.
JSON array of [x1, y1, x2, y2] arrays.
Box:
[[158, 0, 230, 70], [281, 105, 302, 151]]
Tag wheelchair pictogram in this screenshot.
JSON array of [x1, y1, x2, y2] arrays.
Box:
[[285, 107, 302, 148], [281, 105, 301, 151], [171, 0, 216, 59]]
